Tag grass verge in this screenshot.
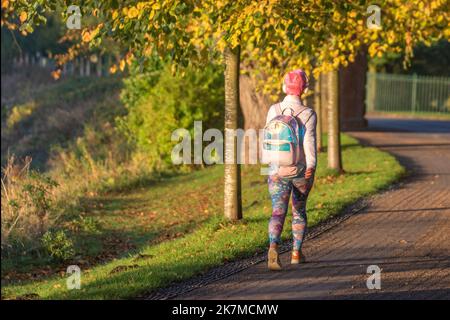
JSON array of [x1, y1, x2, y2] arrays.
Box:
[[1, 134, 405, 299], [367, 111, 450, 121]]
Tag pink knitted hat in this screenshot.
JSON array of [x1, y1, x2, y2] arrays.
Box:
[[283, 69, 309, 96]]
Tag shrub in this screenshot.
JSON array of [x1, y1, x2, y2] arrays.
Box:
[[71, 215, 100, 234], [41, 230, 75, 261], [1, 156, 59, 251], [118, 63, 224, 171], [6, 101, 37, 129]]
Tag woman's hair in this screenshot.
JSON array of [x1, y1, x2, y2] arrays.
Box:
[[282, 69, 309, 96]]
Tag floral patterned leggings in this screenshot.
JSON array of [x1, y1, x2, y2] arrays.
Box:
[[268, 174, 314, 251]]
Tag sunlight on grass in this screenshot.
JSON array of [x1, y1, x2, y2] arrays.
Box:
[[1, 134, 405, 299], [368, 111, 450, 121]]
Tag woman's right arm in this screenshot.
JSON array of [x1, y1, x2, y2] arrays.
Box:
[[266, 105, 276, 125]]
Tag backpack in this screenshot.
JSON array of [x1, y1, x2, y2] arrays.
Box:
[[262, 103, 308, 178]]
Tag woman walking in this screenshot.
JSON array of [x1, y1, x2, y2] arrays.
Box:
[[263, 69, 317, 270]]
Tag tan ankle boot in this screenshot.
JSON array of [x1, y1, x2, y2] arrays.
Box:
[[291, 250, 306, 264], [268, 247, 282, 271]]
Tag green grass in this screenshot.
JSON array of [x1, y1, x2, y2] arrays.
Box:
[[1, 164, 223, 277], [368, 111, 450, 121], [1, 134, 405, 300], [1, 74, 123, 169]]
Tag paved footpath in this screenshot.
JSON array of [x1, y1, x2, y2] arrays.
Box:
[[179, 117, 450, 300]]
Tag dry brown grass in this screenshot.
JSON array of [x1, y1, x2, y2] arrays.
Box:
[[1, 156, 56, 250], [1, 149, 159, 253]]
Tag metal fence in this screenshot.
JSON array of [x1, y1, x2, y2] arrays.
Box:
[[8, 52, 115, 78], [366, 72, 450, 114]]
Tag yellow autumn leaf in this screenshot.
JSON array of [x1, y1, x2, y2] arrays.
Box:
[[2, 0, 9, 9], [125, 53, 134, 66], [368, 42, 378, 57], [127, 7, 139, 19], [51, 69, 61, 80], [19, 11, 28, 23], [137, 2, 146, 10], [109, 65, 117, 74], [112, 10, 118, 20], [444, 28, 450, 39], [119, 59, 126, 71], [332, 57, 340, 67], [81, 30, 91, 42]]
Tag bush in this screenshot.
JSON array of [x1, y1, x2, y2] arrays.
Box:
[[118, 63, 224, 171], [1, 156, 59, 251], [6, 101, 37, 130], [41, 230, 75, 261], [71, 215, 100, 234]]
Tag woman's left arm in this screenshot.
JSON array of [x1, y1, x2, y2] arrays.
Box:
[[303, 110, 317, 179]]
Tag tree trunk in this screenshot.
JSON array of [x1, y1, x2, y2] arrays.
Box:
[[327, 70, 343, 171], [85, 59, 91, 76], [97, 55, 103, 77], [314, 75, 323, 152], [224, 45, 242, 220], [366, 63, 377, 113], [79, 58, 84, 77], [239, 74, 272, 130], [106, 55, 111, 75], [339, 50, 368, 130]]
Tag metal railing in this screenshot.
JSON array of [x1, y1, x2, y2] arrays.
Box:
[[366, 72, 450, 114]]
